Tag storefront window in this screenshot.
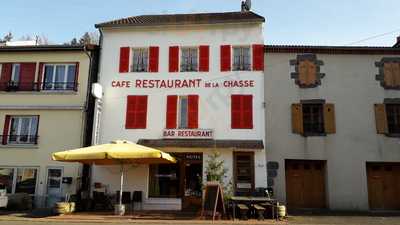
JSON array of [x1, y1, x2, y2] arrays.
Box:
[[149, 164, 180, 198], [0, 168, 14, 193], [15, 168, 38, 194]]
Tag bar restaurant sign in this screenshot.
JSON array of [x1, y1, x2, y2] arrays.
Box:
[[163, 129, 214, 139]]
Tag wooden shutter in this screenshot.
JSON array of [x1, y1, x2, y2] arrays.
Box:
[[74, 62, 79, 91], [383, 63, 394, 87], [119, 47, 130, 73], [199, 45, 209, 72], [0, 63, 12, 91], [135, 96, 148, 129], [298, 60, 316, 86], [19, 63, 36, 91], [188, 95, 199, 129], [393, 63, 400, 87], [242, 95, 253, 129], [374, 104, 388, 134], [252, 44, 264, 71], [2, 115, 10, 145], [37, 63, 44, 90], [324, 103, 336, 134], [166, 95, 178, 129], [149, 46, 159, 72], [169, 46, 179, 72], [231, 95, 241, 129], [220, 45, 231, 72], [292, 103, 304, 134]]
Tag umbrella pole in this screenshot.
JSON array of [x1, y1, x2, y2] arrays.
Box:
[[119, 164, 124, 206]]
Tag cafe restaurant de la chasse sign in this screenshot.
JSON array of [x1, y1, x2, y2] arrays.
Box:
[[92, 12, 267, 210]]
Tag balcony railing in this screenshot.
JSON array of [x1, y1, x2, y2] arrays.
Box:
[[1, 135, 39, 145], [0, 82, 78, 92]]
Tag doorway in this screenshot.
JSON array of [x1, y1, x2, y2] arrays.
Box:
[[233, 152, 255, 196], [179, 153, 203, 211], [46, 167, 63, 208]]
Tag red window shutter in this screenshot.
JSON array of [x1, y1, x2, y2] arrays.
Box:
[[231, 95, 253, 129], [125, 95, 148, 129], [169, 46, 179, 72], [119, 47, 130, 73], [220, 45, 231, 72], [37, 63, 44, 90], [199, 45, 209, 72], [0, 63, 12, 91], [149, 46, 159, 72], [2, 115, 10, 145], [242, 95, 253, 129], [74, 62, 79, 91], [231, 95, 241, 129], [252, 44, 264, 71], [19, 63, 36, 91], [188, 95, 199, 129], [166, 95, 178, 129]]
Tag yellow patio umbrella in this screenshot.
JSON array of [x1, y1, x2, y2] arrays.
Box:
[[52, 140, 176, 208]]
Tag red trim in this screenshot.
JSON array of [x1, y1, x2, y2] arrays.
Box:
[[252, 44, 264, 71], [19, 63, 36, 91], [188, 95, 199, 129], [2, 115, 10, 145], [119, 47, 130, 73], [74, 62, 80, 91], [166, 95, 178, 129], [0, 63, 12, 91], [220, 45, 231, 71], [199, 45, 209, 72], [169, 46, 179, 72], [37, 63, 44, 91], [149, 46, 159, 72]]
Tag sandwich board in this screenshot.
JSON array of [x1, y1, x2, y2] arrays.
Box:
[[201, 182, 226, 220]]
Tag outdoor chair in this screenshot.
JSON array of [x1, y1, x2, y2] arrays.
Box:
[[92, 191, 112, 210], [116, 191, 132, 205], [132, 191, 143, 211], [236, 203, 249, 220]]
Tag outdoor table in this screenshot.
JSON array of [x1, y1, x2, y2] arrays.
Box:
[[229, 196, 278, 220]]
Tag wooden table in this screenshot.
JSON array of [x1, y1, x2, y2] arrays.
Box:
[[229, 196, 278, 220]]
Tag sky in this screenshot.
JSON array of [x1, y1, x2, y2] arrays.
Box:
[[0, 0, 399, 46]]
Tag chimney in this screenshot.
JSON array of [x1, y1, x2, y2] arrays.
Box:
[[395, 36, 400, 48]]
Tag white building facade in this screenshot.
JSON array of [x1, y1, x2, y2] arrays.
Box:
[[264, 45, 400, 211], [94, 12, 268, 210]]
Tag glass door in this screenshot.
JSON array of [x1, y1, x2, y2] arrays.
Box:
[[46, 168, 63, 207]]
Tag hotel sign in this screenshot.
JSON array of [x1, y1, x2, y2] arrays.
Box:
[[162, 129, 214, 139]]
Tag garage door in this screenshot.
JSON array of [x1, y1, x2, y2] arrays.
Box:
[[285, 160, 326, 209], [367, 163, 400, 210]]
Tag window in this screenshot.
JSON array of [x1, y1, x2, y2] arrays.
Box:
[[233, 46, 251, 71], [292, 102, 336, 136], [10, 64, 20, 85], [290, 54, 325, 88], [0, 168, 14, 193], [8, 116, 39, 144], [15, 168, 38, 194], [302, 104, 324, 135], [386, 104, 400, 134], [180, 47, 198, 72], [0, 167, 38, 195], [383, 62, 400, 88], [131, 48, 149, 72], [125, 96, 148, 129], [166, 95, 199, 129], [149, 164, 180, 198], [231, 95, 253, 129], [43, 64, 76, 91]]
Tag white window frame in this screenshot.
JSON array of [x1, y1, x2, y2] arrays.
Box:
[[8, 116, 39, 145], [178, 96, 189, 129], [180, 47, 199, 72], [232, 46, 252, 71], [131, 48, 149, 72], [11, 63, 21, 83], [0, 166, 39, 195], [42, 64, 76, 91]]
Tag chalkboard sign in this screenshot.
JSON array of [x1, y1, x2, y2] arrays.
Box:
[[201, 183, 225, 220]]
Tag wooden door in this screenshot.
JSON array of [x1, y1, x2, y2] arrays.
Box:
[[285, 160, 326, 209], [233, 152, 255, 196], [367, 163, 400, 210]]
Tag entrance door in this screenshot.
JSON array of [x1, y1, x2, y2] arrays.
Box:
[[367, 163, 400, 210], [233, 152, 255, 195], [180, 153, 203, 211], [285, 160, 326, 209], [46, 168, 63, 207]]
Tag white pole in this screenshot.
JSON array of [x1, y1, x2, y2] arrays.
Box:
[[119, 164, 124, 206]]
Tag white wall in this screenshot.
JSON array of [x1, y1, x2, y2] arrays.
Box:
[[95, 23, 267, 209], [265, 52, 400, 210]]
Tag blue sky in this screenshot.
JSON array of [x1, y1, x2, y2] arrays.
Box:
[[1, 0, 399, 46]]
